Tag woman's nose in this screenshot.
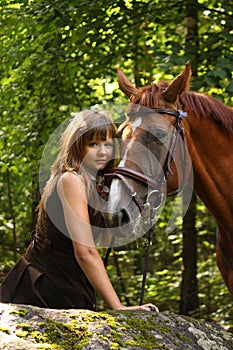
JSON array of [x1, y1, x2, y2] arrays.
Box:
[[97, 144, 106, 155]]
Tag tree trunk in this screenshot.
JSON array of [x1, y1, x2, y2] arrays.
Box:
[[185, 0, 199, 73], [180, 191, 199, 315], [180, 0, 199, 315]]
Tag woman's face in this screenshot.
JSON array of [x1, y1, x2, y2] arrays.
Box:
[[82, 135, 114, 172]]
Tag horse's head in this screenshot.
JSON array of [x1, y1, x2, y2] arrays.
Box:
[[105, 63, 192, 239]]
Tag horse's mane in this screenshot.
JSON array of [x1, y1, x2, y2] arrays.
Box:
[[128, 81, 233, 132], [179, 91, 233, 132]]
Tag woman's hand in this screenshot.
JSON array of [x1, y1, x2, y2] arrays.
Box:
[[115, 303, 159, 312]]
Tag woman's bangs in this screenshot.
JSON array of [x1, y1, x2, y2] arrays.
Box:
[[87, 123, 114, 142]]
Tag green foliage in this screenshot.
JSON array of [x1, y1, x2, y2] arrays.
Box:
[[1, 0, 232, 332]]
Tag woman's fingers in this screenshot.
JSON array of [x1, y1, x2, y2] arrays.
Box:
[[117, 303, 159, 312], [142, 303, 159, 312], [148, 304, 159, 312]]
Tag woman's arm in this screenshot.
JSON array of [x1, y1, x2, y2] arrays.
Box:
[[73, 241, 123, 309], [57, 172, 158, 311]]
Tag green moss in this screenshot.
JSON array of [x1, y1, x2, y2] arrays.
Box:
[[105, 315, 124, 345], [31, 331, 46, 343], [12, 316, 92, 349], [175, 332, 191, 342], [110, 342, 121, 349], [90, 312, 160, 349], [12, 310, 107, 349], [37, 318, 92, 349], [16, 323, 32, 338], [125, 339, 138, 346], [16, 330, 29, 338], [125, 334, 159, 349], [10, 308, 28, 317], [37, 346, 56, 350], [115, 314, 172, 349], [38, 322, 46, 328], [20, 323, 31, 331], [0, 326, 11, 335]]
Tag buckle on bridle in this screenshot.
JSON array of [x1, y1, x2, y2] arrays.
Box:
[[144, 189, 164, 211]]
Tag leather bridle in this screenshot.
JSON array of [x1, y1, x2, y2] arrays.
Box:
[[105, 107, 188, 217]]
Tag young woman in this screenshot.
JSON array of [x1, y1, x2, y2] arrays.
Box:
[[0, 109, 158, 312]]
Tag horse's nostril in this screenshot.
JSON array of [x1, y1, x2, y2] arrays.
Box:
[[112, 211, 123, 227], [120, 209, 130, 226], [109, 209, 130, 228]]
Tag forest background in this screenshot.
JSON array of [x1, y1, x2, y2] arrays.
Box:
[[1, 0, 233, 331]]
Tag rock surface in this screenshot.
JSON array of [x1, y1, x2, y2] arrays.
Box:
[[0, 302, 232, 349]]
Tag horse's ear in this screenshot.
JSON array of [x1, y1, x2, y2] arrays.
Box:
[[162, 62, 192, 103], [117, 68, 139, 99]]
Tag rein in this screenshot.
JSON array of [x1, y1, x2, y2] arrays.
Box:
[[104, 107, 188, 305]]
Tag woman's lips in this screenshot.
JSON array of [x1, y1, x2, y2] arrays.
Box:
[[95, 159, 107, 164]]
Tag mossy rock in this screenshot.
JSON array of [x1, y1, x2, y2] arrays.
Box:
[[0, 302, 232, 349]]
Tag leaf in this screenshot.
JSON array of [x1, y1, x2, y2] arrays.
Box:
[[227, 79, 233, 93], [212, 69, 227, 79]]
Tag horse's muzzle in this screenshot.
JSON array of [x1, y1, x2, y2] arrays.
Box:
[[104, 209, 130, 228]]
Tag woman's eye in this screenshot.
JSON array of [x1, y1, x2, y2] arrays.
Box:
[[88, 141, 113, 148], [104, 142, 113, 148]]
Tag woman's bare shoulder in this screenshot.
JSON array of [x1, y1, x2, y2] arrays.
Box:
[[59, 170, 79, 181], [57, 171, 85, 196]]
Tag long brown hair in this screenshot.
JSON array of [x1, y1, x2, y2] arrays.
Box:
[[36, 109, 117, 231]]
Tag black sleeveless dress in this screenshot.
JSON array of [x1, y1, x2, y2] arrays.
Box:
[[0, 187, 98, 310]]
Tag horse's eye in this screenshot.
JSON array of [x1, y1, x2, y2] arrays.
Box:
[[152, 128, 167, 143]]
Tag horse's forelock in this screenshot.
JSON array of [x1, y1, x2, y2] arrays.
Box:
[[130, 83, 161, 109], [127, 79, 179, 118], [158, 81, 169, 91]]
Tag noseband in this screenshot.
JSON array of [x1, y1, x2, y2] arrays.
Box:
[[105, 107, 188, 216]]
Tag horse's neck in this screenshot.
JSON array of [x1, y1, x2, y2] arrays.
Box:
[[184, 115, 233, 231]]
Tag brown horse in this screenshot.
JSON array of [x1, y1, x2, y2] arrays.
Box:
[[106, 62, 233, 295]]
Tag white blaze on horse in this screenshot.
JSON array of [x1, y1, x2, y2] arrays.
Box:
[[105, 62, 233, 295]]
